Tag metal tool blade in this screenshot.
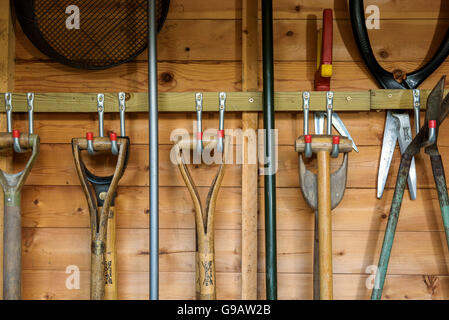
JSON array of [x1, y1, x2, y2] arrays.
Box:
[[314, 112, 325, 134], [377, 111, 399, 199], [321, 111, 359, 152], [392, 112, 417, 200]]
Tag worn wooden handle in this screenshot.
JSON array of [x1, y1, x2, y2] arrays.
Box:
[[3, 196, 21, 300], [104, 206, 117, 300], [317, 151, 333, 300], [196, 249, 216, 300], [90, 240, 106, 300]]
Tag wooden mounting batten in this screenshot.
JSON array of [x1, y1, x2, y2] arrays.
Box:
[[0, 89, 443, 113]]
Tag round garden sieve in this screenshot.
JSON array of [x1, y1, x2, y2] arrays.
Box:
[[14, 0, 170, 69]]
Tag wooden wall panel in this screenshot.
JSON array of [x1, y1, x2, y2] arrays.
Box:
[[7, 0, 449, 300]]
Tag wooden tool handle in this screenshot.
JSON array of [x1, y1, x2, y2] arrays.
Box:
[[3, 196, 21, 300], [104, 206, 117, 300], [317, 151, 333, 300], [90, 239, 106, 300], [196, 248, 216, 300]]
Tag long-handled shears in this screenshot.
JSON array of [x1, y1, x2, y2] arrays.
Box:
[[349, 0, 449, 200], [314, 9, 358, 153], [372, 76, 449, 299]]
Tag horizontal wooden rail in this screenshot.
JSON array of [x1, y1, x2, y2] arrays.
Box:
[[0, 90, 444, 112]]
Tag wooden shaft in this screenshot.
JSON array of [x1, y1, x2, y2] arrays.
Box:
[[104, 206, 117, 300], [3, 193, 21, 300], [196, 241, 216, 300], [317, 151, 333, 300], [90, 239, 106, 300], [241, 113, 258, 300]]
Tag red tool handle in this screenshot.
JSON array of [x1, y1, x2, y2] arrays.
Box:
[[315, 9, 333, 91], [321, 9, 333, 66]]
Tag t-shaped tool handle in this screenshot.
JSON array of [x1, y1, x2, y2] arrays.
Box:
[[315, 9, 333, 91]]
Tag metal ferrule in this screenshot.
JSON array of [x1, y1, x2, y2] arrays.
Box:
[[218, 92, 226, 153], [421, 120, 436, 148], [195, 93, 203, 154], [27, 93, 34, 134], [331, 136, 340, 158], [326, 91, 334, 135], [303, 91, 310, 135], [304, 135, 312, 158], [413, 89, 420, 135], [118, 92, 126, 136], [5, 93, 12, 133], [97, 94, 105, 137]]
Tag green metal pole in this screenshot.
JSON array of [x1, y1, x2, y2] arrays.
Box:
[[430, 155, 449, 250], [262, 0, 277, 300], [371, 154, 410, 300]]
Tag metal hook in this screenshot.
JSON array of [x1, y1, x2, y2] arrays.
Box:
[[118, 92, 126, 137], [303, 91, 310, 135], [110, 132, 119, 155], [218, 92, 226, 153], [87, 132, 96, 155], [4, 93, 12, 133], [331, 135, 340, 158], [27, 93, 34, 134], [97, 94, 105, 138], [304, 134, 312, 158], [326, 91, 334, 135], [413, 89, 420, 135], [12, 130, 26, 153], [421, 120, 437, 148], [195, 92, 203, 154]]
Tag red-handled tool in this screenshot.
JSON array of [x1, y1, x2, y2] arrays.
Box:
[[315, 9, 333, 91]]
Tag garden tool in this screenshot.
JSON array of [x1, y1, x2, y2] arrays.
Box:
[[350, 0, 449, 200], [72, 93, 130, 300], [297, 91, 352, 300], [0, 93, 39, 300], [262, 0, 277, 300], [175, 93, 228, 300], [372, 76, 449, 300], [314, 9, 358, 153]]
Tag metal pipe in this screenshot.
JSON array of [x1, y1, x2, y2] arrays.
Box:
[[262, 0, 277, 300], [148, 0, 159, 300]]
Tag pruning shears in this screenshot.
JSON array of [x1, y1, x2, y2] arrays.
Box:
[[372, 76, 449, 299], [349, 0, 449, 200]]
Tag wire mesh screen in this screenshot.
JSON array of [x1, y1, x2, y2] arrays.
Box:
[[15, 0, 170, 69]]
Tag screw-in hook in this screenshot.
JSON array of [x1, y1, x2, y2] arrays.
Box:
[[195, 92, 203, 154], [97, 94, 105, 138], [331, 135, 340, 158], [218, 92, 226, 153], [118, 92, 126, 137], [304, 134, 312, 158], [4, 93, 12, 133], [86, 132, 96, 155], [110, 132, 119, 155], [27, 93, 35, 134], [326, 91, 334, 135], [12, 130, 26, 153], [303, 91, 310, 136], [421, 120, 436, 148], [413, 89, 420, 135]]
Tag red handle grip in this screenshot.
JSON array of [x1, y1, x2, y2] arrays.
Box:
[[321, 9, 333, 66]]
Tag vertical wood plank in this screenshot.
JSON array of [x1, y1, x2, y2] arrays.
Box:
[[241, 0, 259, 300], [0, 0, 15, 300]]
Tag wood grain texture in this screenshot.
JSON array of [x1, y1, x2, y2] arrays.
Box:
[[241, 0, 259, 300], [10, 0, 449, 300], [0, 0, 15, 300]]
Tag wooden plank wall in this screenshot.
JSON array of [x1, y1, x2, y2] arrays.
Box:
[[8, 0, 449, 299]]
